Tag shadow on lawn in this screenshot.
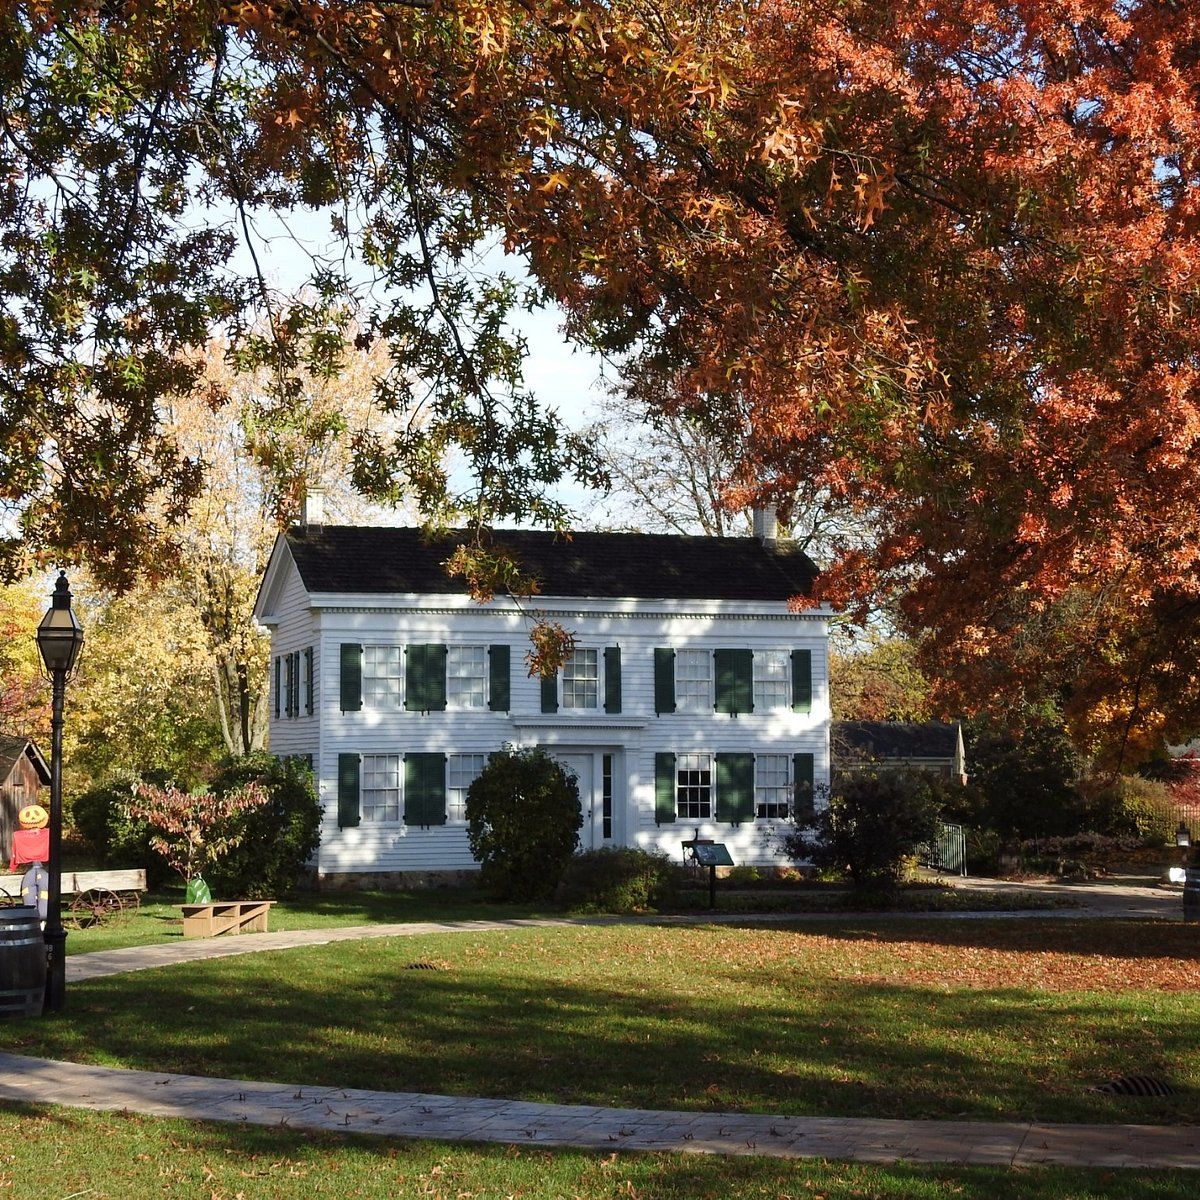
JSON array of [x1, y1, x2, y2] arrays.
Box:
[[11, 943, 1198, 1126]]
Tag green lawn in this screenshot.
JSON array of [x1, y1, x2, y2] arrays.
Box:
[[11, 919, 1199, 1125], [0, 1103, 1194, 1200], [60, 888, 553, 954], [60, 882, 1066, 955]]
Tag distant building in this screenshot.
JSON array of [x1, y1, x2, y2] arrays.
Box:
[[833, 720, 967, 782]]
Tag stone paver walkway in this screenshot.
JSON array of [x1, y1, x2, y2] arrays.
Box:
[[0, 892, 1190, 1170], [2, 1052, 1198, 1169]]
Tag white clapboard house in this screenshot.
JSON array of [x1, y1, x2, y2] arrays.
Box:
[[253, 511, 830, 886]]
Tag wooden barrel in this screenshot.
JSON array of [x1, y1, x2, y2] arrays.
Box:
[[0, 907, 45, 1018]]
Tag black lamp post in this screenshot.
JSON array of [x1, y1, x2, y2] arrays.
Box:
[[35, 571, 84, 1014]]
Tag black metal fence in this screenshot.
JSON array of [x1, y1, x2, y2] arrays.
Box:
[[919, 823, 967, 876]]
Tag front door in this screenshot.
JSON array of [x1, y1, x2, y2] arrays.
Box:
[[552, 752, 610, 850]]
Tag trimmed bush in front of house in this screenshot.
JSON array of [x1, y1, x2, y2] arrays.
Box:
[[466, 746, 582, 901], [206, 754, 324, 899], [555, 847, 680, 912], [784, 768, 943, 890]]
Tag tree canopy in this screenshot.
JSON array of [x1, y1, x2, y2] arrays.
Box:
[[3, 1, 1199, 759]]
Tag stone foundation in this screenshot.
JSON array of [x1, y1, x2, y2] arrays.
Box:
[[316, 869, 479, 892]]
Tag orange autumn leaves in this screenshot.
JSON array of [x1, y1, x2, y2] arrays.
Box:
[[8, 1, 1200, 756]]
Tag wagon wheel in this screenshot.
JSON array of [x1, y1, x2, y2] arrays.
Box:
[[68, 888, 123, 929], [120, 889, 140, 915]]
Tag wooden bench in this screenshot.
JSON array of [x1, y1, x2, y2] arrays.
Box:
[[181, 900, 275, 939]]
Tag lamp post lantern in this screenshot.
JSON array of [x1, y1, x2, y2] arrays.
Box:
[[35, 571, 84, 1013]]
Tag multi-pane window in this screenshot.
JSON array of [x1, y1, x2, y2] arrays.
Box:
[[755, 754, 791, 819], [675, 650, 712, 713], [447, 646, 487, 708], [753, 650, 790, 711], [361, 754, 402, 822], [447, 753, 486, 822], [363, 646, 404, 709], [677, 752, 712, 819], [562, 648, 599, 709]]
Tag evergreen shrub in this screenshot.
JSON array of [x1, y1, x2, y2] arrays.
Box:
[[206, 754, 323, 898], [783, 769, 942, 890], [555, 847, 679, 912], [67, 773, 171, 887], [466, 746, 581, 901]]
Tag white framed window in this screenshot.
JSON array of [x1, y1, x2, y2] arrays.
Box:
[[677, 752, 712, 820], [675, 649, 712, 713], [363, 646, 404, 709], [447, 645, 487, 708], [562, 648, 599, 709], [361, 754, 402, 822], [753, 651, 790, 711], [755, 754, 791, 819], [447, 753, 486, 822]]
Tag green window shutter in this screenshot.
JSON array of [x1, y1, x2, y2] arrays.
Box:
[[406, 645, 449, 712], [541, 672, 559, 713], [791, 649, 813, 713], [488, 644, 510, 711], [340, 644, 362, 712], [427, 644, 447, 711], [655, 753, 677, 824], [273, 656, 281, 720], [289, 651, 300, 718], [714, 649, 753, 715], [337, 754, 361, 828], [793, 753, 816, 819], [405, 753, 447, 827], [715, 753, 755, 824], [304, 647, 314, 715], [604, 646, 622, 714], [654, 649, 676, 714]]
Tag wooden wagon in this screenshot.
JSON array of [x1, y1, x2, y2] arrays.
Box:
[[0, 867, 146, 927]]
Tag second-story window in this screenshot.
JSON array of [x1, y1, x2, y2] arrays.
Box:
[[363, 646, 404, 709], [562, 648, 599, 709], [675, 649, 712, 712], [447, 646, 487, 708], [753, 651, 790, 711]]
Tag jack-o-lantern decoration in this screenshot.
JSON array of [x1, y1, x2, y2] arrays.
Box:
[[18, 804, 48, 830]]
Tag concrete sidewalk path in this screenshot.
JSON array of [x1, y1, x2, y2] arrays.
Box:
[[1, 1052, 1197, 1169]]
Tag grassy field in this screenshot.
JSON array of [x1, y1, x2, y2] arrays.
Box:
[[1, 1102, 1195, 1200], [11, 918, 1198, 1125], [58, 882, 1066, 955], [59, 888, 551, 954]]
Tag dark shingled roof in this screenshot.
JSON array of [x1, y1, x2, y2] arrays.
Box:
[[834, 721, 962, 762], [285, 526, 819, 602], [0, 736, 50, 785]]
